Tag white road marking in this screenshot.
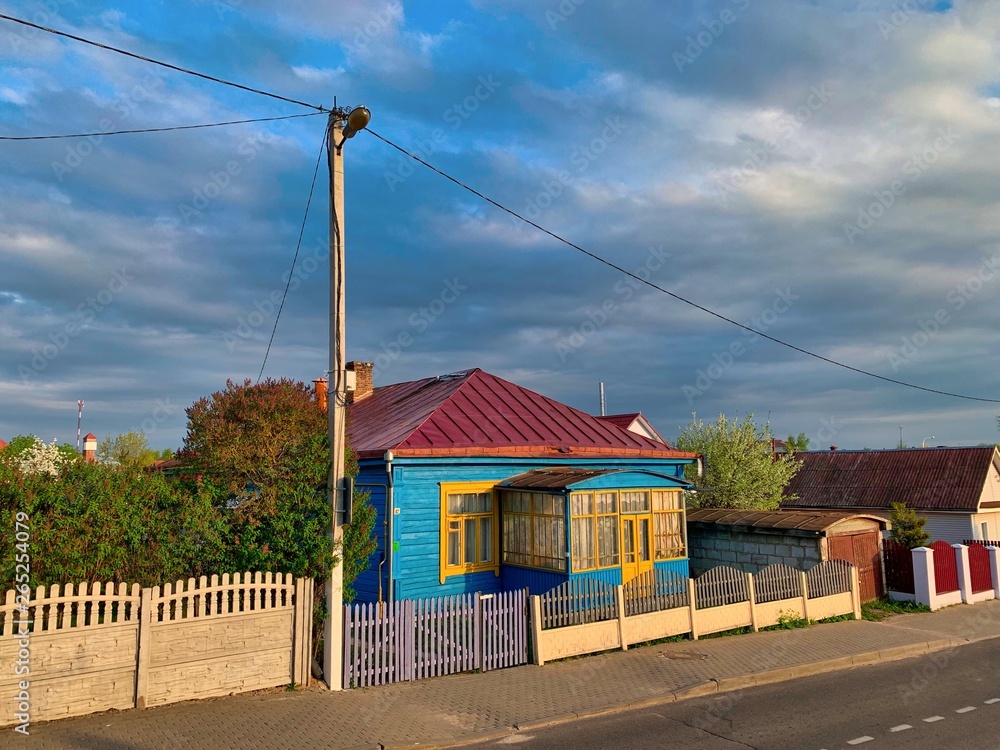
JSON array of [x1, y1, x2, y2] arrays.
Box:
[[847, 738, 874, 745], [889, 725, 912, 732], [956, 706, 976, 713], [986, 698, 1000, 705], [923, 716, 945, 723]]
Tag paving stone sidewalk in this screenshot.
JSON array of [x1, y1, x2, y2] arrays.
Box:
[[17, 599, 1000, 750]]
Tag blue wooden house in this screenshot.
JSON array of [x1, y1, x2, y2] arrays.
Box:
[[346, 363, 700, 602]]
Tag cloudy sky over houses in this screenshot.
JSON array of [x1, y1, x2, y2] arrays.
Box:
[[1, 0, 998, 451]]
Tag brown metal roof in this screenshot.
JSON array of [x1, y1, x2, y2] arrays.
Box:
[[347, 369, 698, 461], [499, 467, 615, 490], [781, 447, 1000, 513], [687, 508, 886, 533]]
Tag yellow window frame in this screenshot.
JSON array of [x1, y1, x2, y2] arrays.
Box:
[[652, 490, 687, 561], [570, 491, 619, 573], [439, 481, 500, 583]]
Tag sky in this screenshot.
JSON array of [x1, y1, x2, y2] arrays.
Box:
[[1, 0, 999, 452]]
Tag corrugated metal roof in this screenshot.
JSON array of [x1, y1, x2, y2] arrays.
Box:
[[780, 447, 999, 513], [596, 414, 640, 430], [347, 369, 698, 460], [687, 508, 886, 533], [499, 467, 615, 490]]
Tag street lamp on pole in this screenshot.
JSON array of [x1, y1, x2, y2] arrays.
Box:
[[921, 436, 935, 448], [324, 104, 370, 691]]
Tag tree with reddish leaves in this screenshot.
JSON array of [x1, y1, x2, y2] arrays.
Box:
[[181, 378, 375, 600]]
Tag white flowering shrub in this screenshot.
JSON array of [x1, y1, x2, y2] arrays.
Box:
[[15, 436, 67, 477]]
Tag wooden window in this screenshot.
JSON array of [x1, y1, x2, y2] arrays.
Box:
[[571, 491, 619, 571], [440, 482, 498, 582], [501, 491, 567, 572], [652, 490, 685, 560]]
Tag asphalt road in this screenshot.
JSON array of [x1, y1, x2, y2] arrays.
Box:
[[465, 638, 1000, 749]]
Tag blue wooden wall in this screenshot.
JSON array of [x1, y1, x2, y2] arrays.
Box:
[[354, 455, 694, 602]]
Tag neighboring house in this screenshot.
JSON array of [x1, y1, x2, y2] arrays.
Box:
[[780, 446, 1000, 544], [0, 438, 7, 451], [347, 363, 699, 603], [596, 413, 667, 444]]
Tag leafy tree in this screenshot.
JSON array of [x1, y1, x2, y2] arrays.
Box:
[[0, 459, 225, 586], [2, 435, 78, 464], [97, 430, 159, 468], [889, 502, 929, 549], [675, 413, 800, 510], [1, 436, 68, 477], [181, 378, 375, 599], [785, 433, 810, 454]]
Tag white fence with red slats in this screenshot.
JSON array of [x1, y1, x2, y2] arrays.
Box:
[[343, 589, 528, 689]]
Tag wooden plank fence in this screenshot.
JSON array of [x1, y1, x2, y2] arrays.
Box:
[[530, 561, 861, 665], [883, 539, 915, 595], [343, 589, 528, 689], [539, 578, 617, 629]]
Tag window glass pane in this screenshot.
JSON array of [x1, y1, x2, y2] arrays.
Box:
[[571, 493, 594, 517], [448, 527, 461, 566], [597, 516, 619, 567], [572, 517, 595, 570], [464, 518, 477, 564], [552, 496, 565, 516], [638, 518, 650, 562], [654, 512, 685, 559], [448, 494, 463, 514], [653, 491, 679, 511], [596, 492, 617, 514], [480, 517, 492, 563], [621, 491, 649, 513]]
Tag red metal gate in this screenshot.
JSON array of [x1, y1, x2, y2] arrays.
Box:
[[967, 542, 993, 594], [931, 540, 959, 594], [829, 532, 884, 602]]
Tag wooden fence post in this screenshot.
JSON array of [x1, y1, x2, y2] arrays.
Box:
[[747, 573, 759, 633], [529, 595, 544, 666], [615, 585, 627, 651], [800, 571, 811, 621], [687, 578, 699, 640], [135, 587, 154, 709]]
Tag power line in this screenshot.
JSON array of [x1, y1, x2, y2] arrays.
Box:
[[0, 112, 323, 141], [257, 128, 327, 383], [0, 12, 328, 113], [366, 128, 1000, 405]]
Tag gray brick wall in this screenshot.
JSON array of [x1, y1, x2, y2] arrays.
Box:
[[688, 527, 822, 576]]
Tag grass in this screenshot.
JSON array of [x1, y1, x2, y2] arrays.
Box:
[[861, 597, 931, 621]]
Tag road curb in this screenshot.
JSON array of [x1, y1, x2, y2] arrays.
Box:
[[385, 637, 966, 749]]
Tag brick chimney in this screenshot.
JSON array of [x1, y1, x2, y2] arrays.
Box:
[[83, 433, 97, 463], [313, 378, 328, 413], [346, 361, 374, 404]]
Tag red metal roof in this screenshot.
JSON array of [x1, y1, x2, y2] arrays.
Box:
[[596, 413, 640, 430], [780, 447, 1000, 513], [347, 369, 698, 460]]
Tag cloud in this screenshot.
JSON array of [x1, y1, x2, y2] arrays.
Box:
[[0, 1, 998, 452]]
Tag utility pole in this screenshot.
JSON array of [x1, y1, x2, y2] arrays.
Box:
[[323, 104, 370, 691]]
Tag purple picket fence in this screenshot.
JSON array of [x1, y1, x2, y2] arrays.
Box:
[[343, 589, 527, 689], [931, 540, 959, 595]]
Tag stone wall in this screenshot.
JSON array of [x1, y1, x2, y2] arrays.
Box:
[[687, 527, 823, 576]]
